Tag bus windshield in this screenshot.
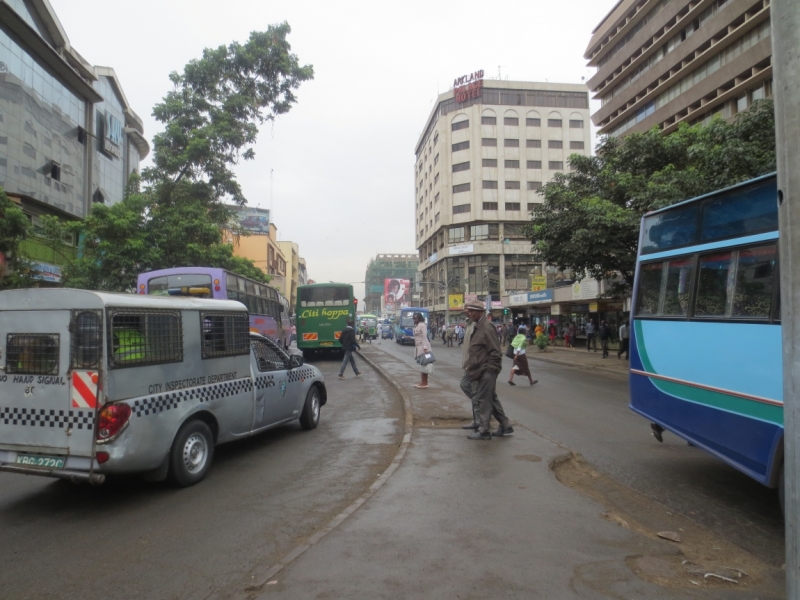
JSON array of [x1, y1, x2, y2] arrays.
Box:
[[147, 274, 213, 297], [299, 286, 351, 306], [400, 312, 416, 328]]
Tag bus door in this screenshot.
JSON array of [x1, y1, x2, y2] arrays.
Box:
[[0, 310, 98, 460]]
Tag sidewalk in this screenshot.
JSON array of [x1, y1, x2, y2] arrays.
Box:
[[526, 342, 631, 376], [245, 346, 762, 599]]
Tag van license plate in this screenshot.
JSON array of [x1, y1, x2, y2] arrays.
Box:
[[16, 454, 65, 469], [320, 342, 333, 347]]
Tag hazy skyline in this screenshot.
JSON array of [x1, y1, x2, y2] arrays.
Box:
[[51, 0, 615, 302]]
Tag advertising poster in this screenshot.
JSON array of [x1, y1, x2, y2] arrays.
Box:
[[531, 276, 547, 292], [384, 278, 410, 312], [448, 294, 464, 310], [234, 207, 270, 233]]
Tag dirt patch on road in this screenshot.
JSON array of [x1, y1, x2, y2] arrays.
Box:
[[415, 415, 473, 429], [552, 453, 785, 596]]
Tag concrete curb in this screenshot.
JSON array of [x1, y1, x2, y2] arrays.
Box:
[[241, 351, 413, 595]]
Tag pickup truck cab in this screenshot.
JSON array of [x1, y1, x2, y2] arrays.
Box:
[[0, 289, 326, 486]]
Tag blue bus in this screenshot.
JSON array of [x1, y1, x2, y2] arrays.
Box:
[[629, 173, 783, 506], [394, 307, 429, 345]]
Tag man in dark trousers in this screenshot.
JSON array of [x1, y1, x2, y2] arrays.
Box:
[[586, 319, 597, 352], [618, 320, 630, 360], [459, 299, 512, 440], [338, 320, 362, 379], [599, 320, 611, 358]]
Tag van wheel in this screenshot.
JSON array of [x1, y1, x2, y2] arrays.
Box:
[[169, 420, 214, 487], [779, 462, 785, 517], [299, 386, 321, 430]]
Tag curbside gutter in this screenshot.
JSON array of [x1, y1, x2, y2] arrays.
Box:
[[241, 352, 413, 595]]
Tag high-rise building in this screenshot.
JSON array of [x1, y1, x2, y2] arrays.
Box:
[[0, 0, 149, 285], [364, 253, 419, 314], [414, 78, 590, 324], [586, 0, 772, 138]]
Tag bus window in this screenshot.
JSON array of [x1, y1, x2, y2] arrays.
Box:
[[636, 262, 663, 316], [147, 274, 212, 296], [245, 280, 255, 295], [662, 258, 694, 317], [227, 275, 239, 295], [732, 245, 776, 319], [695, 252, 734, 317]]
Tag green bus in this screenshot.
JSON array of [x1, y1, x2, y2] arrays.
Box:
[[296, 283, 355, 356], [358, 314, 379, 340]]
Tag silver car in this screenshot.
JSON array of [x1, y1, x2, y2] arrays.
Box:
[[0, 289, 327, 486]]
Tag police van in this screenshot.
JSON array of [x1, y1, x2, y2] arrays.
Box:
[[0, 289, 327, 486]]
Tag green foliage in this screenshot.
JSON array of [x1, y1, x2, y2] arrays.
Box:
[[528, 100, 776, 294], [0, 187, 34, 289], [58, 25, 312, 292], [533, 333, 549, 351]]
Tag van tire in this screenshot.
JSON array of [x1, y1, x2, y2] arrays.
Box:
[[299, 386, 321, 430], [169, 420, 214, 487]]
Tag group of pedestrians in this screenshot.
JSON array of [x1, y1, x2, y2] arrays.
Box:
[[584, 318, 629, 359]]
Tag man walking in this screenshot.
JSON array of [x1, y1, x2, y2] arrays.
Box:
[[599, 320, 611, 358], [459, 299, 512, 440], [338, 320, 363, 379], [618, 320, 630, 360], [586, 319, 597, 352]]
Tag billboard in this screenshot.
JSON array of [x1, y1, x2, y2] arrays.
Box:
[[448, 294, 464, 310], [233, 207, 270, 233], [384, 278, 410, 312]]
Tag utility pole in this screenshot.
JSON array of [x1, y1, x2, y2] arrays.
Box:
[[773, 2, 800, 597]]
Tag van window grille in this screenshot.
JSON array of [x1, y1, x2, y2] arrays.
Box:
[[70, 310, 102, 369], [251, 338, 286, 372], [201, 311, 250, 359], [6, 334, 60, 375], [108, 309, 183, 369]]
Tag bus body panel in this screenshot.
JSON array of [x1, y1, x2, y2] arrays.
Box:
[[629, 173, 783, 490], [296, 284, 355, 351]]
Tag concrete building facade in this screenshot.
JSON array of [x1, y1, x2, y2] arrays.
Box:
[[277, 241, 300, 309], [0, 0, 148, 284], [586, 0, 772, 137], [364, 253, 419, 315], [414, 79, 590, 324], [227, 221, 287, 291]]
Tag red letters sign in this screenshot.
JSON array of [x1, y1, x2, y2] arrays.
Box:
[[453, 70, 484, 103]]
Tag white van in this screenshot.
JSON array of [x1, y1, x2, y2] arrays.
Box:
[[0, 289, 327, 486]]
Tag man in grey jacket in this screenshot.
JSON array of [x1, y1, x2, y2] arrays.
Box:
[[459, 299, 513, 440]]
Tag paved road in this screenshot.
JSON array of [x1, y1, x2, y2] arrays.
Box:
[[0, 355, 402, 600], [375, 335, 785, 568]]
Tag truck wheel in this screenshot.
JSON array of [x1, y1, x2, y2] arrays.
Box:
[[299, 386, 321, 430], [169, 420, 214, 487]]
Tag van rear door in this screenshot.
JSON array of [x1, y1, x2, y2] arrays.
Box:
[[0, 310, 97, 459]]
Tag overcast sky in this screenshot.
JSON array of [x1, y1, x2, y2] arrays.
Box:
[[51, 0, 615, 302]]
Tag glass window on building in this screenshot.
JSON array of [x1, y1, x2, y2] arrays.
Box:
[[504, 255, 538, 292], [467, 255, 500, 300], [448, 227, 465, 244], [469, 223, 498, 241]]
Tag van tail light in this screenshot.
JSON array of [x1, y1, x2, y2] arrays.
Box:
[[96, 452, 110, 464], [96, 403, 131, 443]]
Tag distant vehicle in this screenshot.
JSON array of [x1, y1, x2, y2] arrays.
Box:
[[296, 283, 355, 357], [395, 307, 429, 345], [137, 267, 291, 350], [628, 173, 785, 509], [381, 324, 393, 339], [0, 289, 326, 487], [359, 314, 379, 339]]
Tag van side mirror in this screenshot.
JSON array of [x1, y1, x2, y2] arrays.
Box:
[[287, 354, 304, 369]]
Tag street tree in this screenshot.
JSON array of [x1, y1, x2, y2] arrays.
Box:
[[0, 187, 34, 289], [527, 100, 776, 294], [62, 23, 313, 291]]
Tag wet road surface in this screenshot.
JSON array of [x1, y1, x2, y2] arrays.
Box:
[[375, 336, 785, 569], [0, 354, 403, 600]]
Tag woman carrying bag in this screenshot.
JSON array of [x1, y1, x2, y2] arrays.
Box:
[[508, 325, 538, 386], [413, 312, 432, 389]]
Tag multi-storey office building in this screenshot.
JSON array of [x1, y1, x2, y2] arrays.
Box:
[[0, 0, 148, 284], [364, 253, 419, 315], [586, 0, 772, 137], [414, 80, 590, 324]]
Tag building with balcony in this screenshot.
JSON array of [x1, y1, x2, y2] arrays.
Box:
[[364, 253, 419, 315], [0, 0, 149, 284], [414, 79, 590, 325], [227, 220, 288, 293], [586, 0, 772, 137]]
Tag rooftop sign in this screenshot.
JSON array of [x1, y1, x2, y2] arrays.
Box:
[[453, 70, 483, 103]]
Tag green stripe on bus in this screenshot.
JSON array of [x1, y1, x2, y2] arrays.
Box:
[[634, 320, 783, 425]]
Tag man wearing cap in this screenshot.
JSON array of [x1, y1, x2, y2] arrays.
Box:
[[459, 299, 513, 440]]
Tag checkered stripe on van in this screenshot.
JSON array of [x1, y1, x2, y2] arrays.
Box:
[[0, 406, 94, 430], [132, 378, 254, 418], [255, 375, 275, 389], [288, 368, 315, 384]]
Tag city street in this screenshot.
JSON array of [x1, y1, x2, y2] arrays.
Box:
[[0, 357, 403, 600]]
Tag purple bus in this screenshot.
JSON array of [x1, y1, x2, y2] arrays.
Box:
[[136, 267, 292, 349]]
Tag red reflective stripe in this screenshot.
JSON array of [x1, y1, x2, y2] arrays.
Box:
[[72, 372, 97, 408]]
